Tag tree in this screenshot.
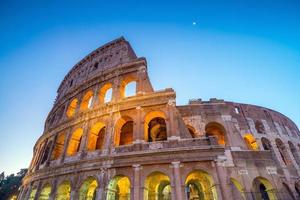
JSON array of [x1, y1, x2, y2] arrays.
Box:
[[0, 169, 27, 200]]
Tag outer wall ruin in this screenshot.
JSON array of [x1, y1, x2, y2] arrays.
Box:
[[19, 37, 300, 200]]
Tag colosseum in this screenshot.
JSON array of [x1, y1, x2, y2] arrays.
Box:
[[19, 37, 300, 200]]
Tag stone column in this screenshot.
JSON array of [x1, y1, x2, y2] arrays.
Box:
[[167, 99, 180, 140], [103, 113, 115, 155], [33, 182, 43, 200], [136, 66, 146, 95], [48, 180, 58, 200], [112, 78, 121, 102], [214, 159, 233, 200], [210, 161, 224, 200], [133, 107, 144, 143], [60, 128, 73, 163], [132, 164, 142, 200], [171, 161, 184, 199], [70, 189, 79, 200], [79, 121, 90, 152]]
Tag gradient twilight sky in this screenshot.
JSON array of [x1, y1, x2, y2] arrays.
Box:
[[0, 0, 300, 175]]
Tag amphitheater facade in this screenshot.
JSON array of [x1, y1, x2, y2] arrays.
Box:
[[19, 37, 300, 200]]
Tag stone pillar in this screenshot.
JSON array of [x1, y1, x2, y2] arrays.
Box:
[[70, 189, 78, 200], [48, 180, 58, 200], [167, 99, 180, 140], [132, 164, 142, 200], [33, 182, 43, 200], [79, 121, 90, 152], [91, 85, 100, 107], [60, 128, 73, 163], [133, 107, 144, 143], [214, 159, 233, 200], [46, 135, 58, 167], [171, 161, 184, 199], [103, 113, 115, 155], [136, 66, 146, 95], [112, 78, 121, 102], [210, 161, 224, 200]]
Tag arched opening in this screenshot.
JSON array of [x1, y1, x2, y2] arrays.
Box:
[[144, 111, 167, 142], [252, 177, 277, 200], [66, 98, 78, 118], [205, 122, 226, 145], [107, 175, 130, 200], [243, 134, 259, 150], [41, 141, 53, 165], [281, 182, 295, 200], [144, 171, 171, 200], [99, 83, 113, 104], [80, 90, 94, 111], [120, 76, 137, 98], [87, 122, 106, 151], [185, 170, 217, 200], [28, 188, 37, 200], [124, 81, 136, 97], [79, 177, 98, 200], [67, 128, 83, 156], [186, 125, 196, 138], [275, 138, 291, 166], [114, 117, 133, 146], [51, 132, 65, 160], [230, 178, 245, 200], [261, 138, 272, 151], [55, 181, 71, 200], [288, 141, 300, 166], [255, 120, 265, 134], [39, 184, 51, 200]]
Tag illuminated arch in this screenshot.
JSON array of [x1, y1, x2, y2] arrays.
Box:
[[66, 98, 78, 118], [144, 171, 171, 200], [79, 177, 98, 200], [39, 184, 51, 200], [205, 122, 226, 145], [243, 134, 259, 150], [120, 76, 137, 98], [114, 116, 134, 146], [252, 177, 277, 200], [230, 178, 245, 200], [55, 181, 71, 200], [67, 128, 83, 156], [107, 175, 131, 200], [99, 83, 113, 104], [185, 170, 217, 200], [28, 188, 37, 200], [186, 125, 196, 138], [80, 90, 94, 111], [51, 132, 66, 160], [144, 111, 167, 142], [87, 122, 106, 151]]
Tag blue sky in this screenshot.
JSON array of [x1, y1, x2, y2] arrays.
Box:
[[0, 0, 299, 175]]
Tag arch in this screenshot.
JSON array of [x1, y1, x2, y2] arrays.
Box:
[[99, 83, 113, 104], [185, 170, 217, 200], [55, 181, 71, 200], [144, 111, 167, 142], [107, 175, 131, 200], [144, 171, 171, 200], [261, 137, 272, 151], [252, 177, 277, 200], [66, 98, 78, 118], [230, 178, 245, 200], [243, 134, 259, 150], [87, 122, 106, 151], [275, 138, 291, 166], [41, 141, 53, 164], [67, 128, 83, 156], [80, 90, 94, 111], [255, 120, 265, 134], [79, 177, 98, 200], [120, 76, 137, 98], [288, 141, 300, 166], [281, 182, 295, 200], [28, 188, 37, 200], [39, 184, 51, 200], [114, 116, 134, 146], [51, 132, 66, 160], [186, 125, 196, 138], [205, 122, 227, 145]]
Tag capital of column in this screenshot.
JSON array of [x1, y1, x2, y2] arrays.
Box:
[[132, 164, 142, 171], [171, 161, 181, 168]]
